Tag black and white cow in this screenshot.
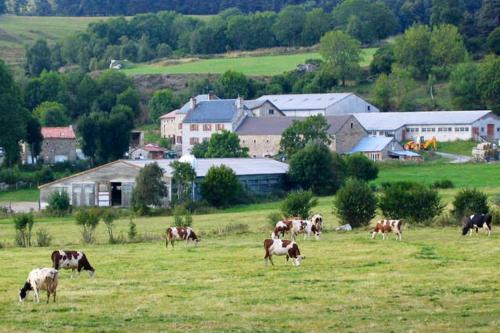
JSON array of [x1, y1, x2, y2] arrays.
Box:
[[19, 268, 58, 303], [462, 213, 492, 236], [51, 250, 95, 277]]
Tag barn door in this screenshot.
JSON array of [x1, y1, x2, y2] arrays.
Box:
[[72, 184, 83, 207], [84, 184, 96, 206], [121, 182, 134, 207], [98, 183, 110, 207]]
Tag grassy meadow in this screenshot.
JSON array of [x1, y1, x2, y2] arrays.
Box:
[[122, 48, 377, 76]]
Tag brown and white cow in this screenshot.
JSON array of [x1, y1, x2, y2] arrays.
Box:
[[371, 219, 403, 241], [272, 220, 293, 239], [272, 219, 320, 240], [51, 250, 95, 278], [310, 214, 323, 232], [19, 268, 58, 304], [263, 239, 304, 266], [166, 227, 199, 248]]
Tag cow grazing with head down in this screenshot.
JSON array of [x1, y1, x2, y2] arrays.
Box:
[[51, 250, 95, 278], [272, 220, 292, 239], [462, 213, 492, 236], [166, 227, 199, 248], [272, 219, 320, 240], [310, 214, 323, 232], [371, 219, 403, 240], [263, 239, 304, 266], [19, 268, 58, 304]]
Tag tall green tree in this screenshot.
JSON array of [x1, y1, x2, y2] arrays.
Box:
[[170, 161, 196, 203], [430, 0, 465, 26], [148, 89, 179, 124], [25, 39, 52, 76], [319, 30, 361, 86], [430, 24, 468, 78], [76, 112, 100, 164], [0, 60, 29, 166], [206, 130, 249, 158], [449, 62, 483, 110], [216, 70, 253, 98], [301, 8, 332, 46], [478, 55, 500, 115], [201, 165, 242, 208], [280, 115, 332, 158], [393, 24, 432, 79], [131, 162, 168, 215], [34, 101, 71, 126], [25, 116, 43, 164], [334, 178, 377, 228], [272, 5, 306, 46], [487, 28, 500, 55]]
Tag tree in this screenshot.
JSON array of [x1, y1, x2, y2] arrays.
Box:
[[289, 142, 346, 195], [201, 165, 242, 208], [476, 0, 500, 36], [47, 190, 70, 216], [148, 89, 179, 124], [25, 39, 52, 76], [370, 44, 395, 75], [116, 87, 140, 117], [272, 5, 306, 46], [216, 70, 253, 98], [373, 68, 417, 112], [430, 24, 468, 78], [14, 213, 35, 247], [393, 25, 432, 79], [372, 74, 392, 112], [452, 188, 489, 219], [280, 190, 318, 219], [487, 28, 500, 55], [344, 153, 379, 181], [334, 178, 376, 228], [449, 62, 483, 110], [430, 0, 465, 26], [97, 70, 134, 113], [34, 101, 71, 126], [319, 30, 361, 86], [206, 130, 249, 158], [280, 115, 332, 158], [131, 162, 168, 215], [0, 60, 29, 166], [301, 8, 332, 46], [25, 116, 43, 163], [75, 208, 100, 244], [170, 161, 196, 203], [76, 112, 100, 164], [478, 55, 500, 115], [173, 205, 193, 228]]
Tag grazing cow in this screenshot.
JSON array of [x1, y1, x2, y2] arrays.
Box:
[[19, 268, 58, 304], [462, 213, 492, 236], [371, 219, 403, 240], [272, 219, 320, 240], [263, 239, 304, 266], [166, 227, 199, 248], [272, 220, 292, 239], [310, 214, 323, 232], [51, 250, 95, 278]]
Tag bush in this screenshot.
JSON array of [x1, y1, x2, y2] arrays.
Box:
[[267, 211, 284, 227], [201, 165, 243, 208], [334, 178, 377, 228], [128, 218, 137, 241], [75, 208, 100, 244], [452, 188, 489, 219], [280, 190, 318, 219], [101, 209, 118, 244], [13, 213, 34, 247], [431, 212, 456, 227], [379, 182, 444, 223], [35, 228, 52, 247], [47, 190, 71, 216], [431, 179, 454, 189], [344, 153, 379, 181], [173, 205, 193, 228]]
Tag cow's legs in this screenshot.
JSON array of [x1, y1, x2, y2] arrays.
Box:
[[371, 232, 377, 240], [484, 224, 491, 236], [53, 289, 57, 303], [46, 291, 50, 304], [33, 289, 40, 303]]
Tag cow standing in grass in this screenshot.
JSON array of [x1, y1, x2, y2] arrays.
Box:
[[462, 214, 492, 236], [166, 227, 199, 248], [310, 214, 323, 232], [51, 250, 95, 278], [272, 219, 320, 240], [371, 220, 403, 240], [19, 268, 58, 304], [263, 239, 304, 266]]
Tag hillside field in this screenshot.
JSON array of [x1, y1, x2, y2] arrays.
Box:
[[122, 48, 377, 76]]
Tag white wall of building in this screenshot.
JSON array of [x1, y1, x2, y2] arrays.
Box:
[[474, 114, 500, 140], [182, 122, 233, 154], [326, 95, 379, 115]]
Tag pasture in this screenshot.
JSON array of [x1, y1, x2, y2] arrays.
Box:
[[122, 48, 377, 76], [1, 188, 500, 332]]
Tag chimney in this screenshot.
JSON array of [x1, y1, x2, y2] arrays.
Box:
[[190, 97, 197, 110], [236, 96, 243, 109], [208, 91, 215, 100]]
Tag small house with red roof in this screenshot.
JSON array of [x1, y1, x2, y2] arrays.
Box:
[[129, 144, 166, 160], [40, 126, 77, 163]]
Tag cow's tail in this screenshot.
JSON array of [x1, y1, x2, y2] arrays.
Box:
[[166, 228, 172, 248]]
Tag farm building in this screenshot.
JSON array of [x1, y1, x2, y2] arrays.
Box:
[[129, 144, 165, 160], [350, 136, 408, 161], [256, 93, 379, 116], [354, 110, 500, 142], [236, 115, 367, 157], [38, 126, 77, 164], [39, 157, 288, 208]]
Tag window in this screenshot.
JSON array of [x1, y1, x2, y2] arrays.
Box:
[[203, 124, 212, 131], [465, 127, 469, 132], [367, 105, 371, 111], [481, 127, 485, 132], [189, 138, 199, 145], [216, 124, 225, 131], [350, 122, 354, 129], [190, 124, 199, 131], [269, 109, 274, 115], [176, 136, 182, 143], [178, 124, 182, 130]]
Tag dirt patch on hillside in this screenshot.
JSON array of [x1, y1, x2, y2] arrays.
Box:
[[131, 73, 220, 97]]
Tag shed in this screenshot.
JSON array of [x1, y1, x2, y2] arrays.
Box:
[[350, 136, 404, 161]]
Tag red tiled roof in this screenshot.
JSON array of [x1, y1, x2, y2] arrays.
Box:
[[143, 144, 165, 152], [41, 126, 76, 139]]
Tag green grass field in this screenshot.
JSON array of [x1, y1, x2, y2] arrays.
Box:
[[437, 140, 477, 157], [0, 188, 39, 202], [0, 197, 499, 331], [123, 48, 377, 76]]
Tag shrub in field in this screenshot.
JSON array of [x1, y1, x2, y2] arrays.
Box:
[[431, 179, 454, 189], [128, 218, 137, 241], [75, 208, 100, 244], [132, 162, 168, 215], [13, 213, 34, 247], [452, 188, 489, 219], [201, 165, 242, 208], [334, 178, 377, 228], [432, 212, 456, 227], [101, 209, 118, 244], [267, 211, 284, 227], [173, 205, 193, 228], [36, 228, 52, 247], [47, 190, 71, 216], [379, 182, 444, 223], [280, 190, 318, 219], [344, 153, 379, 181]]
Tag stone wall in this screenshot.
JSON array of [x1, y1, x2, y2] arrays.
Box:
[[40, 139, 76, 163]]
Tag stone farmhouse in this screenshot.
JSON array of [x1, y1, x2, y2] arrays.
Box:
[[39, 157, 288, 208], [354, 110, 500, 142], [236, 115, 366, 157], [40, 126, 77, 164]]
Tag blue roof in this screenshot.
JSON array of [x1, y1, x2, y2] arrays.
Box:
[[179, 94, 219, 114], [183, 99, 239, 123], [351, 136, 395, 152]]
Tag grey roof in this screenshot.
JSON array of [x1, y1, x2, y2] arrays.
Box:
[[236, 115, 352, 135], [351, 136, 395, 153], [183, 99, 240, 123], [389, 150, 421, 157], [243, 100, 268, 109], [354, 111, 492, 131], [179, 94, 219, 113], [257, 93, 353, 111], [126, 158, 289, 177]]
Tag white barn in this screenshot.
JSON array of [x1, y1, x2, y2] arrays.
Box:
[[256, 93, 379, 117], [354, 110, 500, 142]]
